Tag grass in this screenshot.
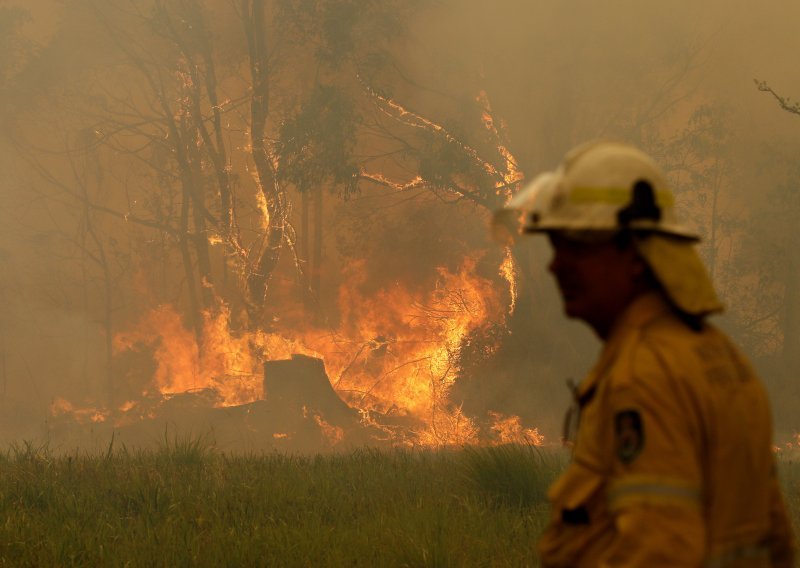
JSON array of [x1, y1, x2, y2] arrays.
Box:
[[0, 441, 562, 567], [460, 443, 565, 508], [0, 439, 796, 567], [776, 454, 800, 529]]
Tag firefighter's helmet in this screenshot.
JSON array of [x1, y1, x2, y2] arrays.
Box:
[[492, 140, 722, 316], [523, 140, 698, 239]]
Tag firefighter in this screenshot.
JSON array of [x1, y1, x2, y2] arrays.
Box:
[[493, 141, 795, 567]]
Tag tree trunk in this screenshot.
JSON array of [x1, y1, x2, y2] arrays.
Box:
[[179, 183, 204, 347], [79, 150, 116, 405], [301, 189, 312, 310], [187, 134, 215, 310], [244, 0, 285, 317], [311, 187, 323, 323], [151, 80, 206, 344]]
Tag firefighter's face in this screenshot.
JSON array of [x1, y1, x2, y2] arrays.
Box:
[[547, 232, 648, 338]]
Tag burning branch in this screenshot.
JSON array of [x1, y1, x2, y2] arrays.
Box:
[[358, 75, 503, 180], [356, 75, 523, 209]]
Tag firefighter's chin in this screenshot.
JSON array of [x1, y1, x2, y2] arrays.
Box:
[[555, 288, 599, 327]]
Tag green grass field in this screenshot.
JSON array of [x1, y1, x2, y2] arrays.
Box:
[[0, 440, 796, 567]]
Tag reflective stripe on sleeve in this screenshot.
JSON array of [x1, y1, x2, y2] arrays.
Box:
[[607, 475, 702, 511]]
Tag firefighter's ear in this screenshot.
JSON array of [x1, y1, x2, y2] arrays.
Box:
[[632, 252, 649, 279], [618, 236, 649, 280]]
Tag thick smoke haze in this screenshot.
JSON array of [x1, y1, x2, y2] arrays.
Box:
[[1, 0, 800, 450]]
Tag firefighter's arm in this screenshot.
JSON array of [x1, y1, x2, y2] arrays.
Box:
[[600, 342, 706, 567], [601, 483, 705, 567], [766, 461, 795, 568]]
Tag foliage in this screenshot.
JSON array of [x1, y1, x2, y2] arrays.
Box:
[[276, 84, 360, 198], [278, 0, 413, 73]]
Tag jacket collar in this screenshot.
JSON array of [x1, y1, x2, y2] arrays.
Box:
[[576, 291, 672, 404]]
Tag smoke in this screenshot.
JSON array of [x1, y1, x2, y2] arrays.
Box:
[[3, 0, 800, 448]]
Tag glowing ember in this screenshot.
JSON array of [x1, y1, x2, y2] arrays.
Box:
[[312, 414, 345, 447], [50, 398, 109, 424], [476, 90, 524, 202]]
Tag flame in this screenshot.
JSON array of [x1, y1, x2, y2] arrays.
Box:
[[103, 254, 541, 447], [358, 171, 426, 193], [254, 188, 271, 230], [113, 303, 318, 406], [359, 76, 510, 190], [488, 411, 544, 445], [50, 398, 109, 424], [312, 414, 345, 447], [476, 90, 524, 202], [499, 248, 518, 315], [413, 404, 481, 447], [322, 256, 498, 421], [61, 84, 537, 448]]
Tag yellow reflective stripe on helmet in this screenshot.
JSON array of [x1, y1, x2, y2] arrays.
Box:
[[608, 476, 702, 510], [569, 187, 675, 207]]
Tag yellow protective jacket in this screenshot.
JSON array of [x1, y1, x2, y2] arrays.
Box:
[[538, 292, 795, 567]]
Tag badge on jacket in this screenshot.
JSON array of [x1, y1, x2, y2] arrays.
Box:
[[615, 410, 644, 463]]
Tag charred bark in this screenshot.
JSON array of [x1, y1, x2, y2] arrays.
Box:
[[179, 183, 204, 347], [300, 188, 313, 310], [159, 0, 241, 269], [311, 187, 323, 322], [243, 0, 285, 315], [186, 129, 215, 310]]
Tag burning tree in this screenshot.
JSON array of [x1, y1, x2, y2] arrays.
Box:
[[3, 0, 780, 449], [8, 0, 535, 448]]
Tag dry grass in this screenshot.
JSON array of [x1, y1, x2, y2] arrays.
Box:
[[0, 441, 559, 567], [0, 439, 793, 567]]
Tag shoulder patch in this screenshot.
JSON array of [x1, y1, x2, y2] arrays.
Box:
[[615, 410, 644, 464]]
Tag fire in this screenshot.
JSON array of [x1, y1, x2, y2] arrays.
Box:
[[310, 411, 345, 447], [358, 76, 513, 193], [50, 398, 109, 424], [476, 90, 524, 201], [55, 85, 538, 449], [488, 411, 545, 445], [113, 303, 317, 406], [499, 249, 518, 315], [326, 256, 497, 418], [100, 253, 542, 448]]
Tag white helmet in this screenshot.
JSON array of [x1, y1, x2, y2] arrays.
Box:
[[493, 140, 722, 316], [522, 140, 698, 239]]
